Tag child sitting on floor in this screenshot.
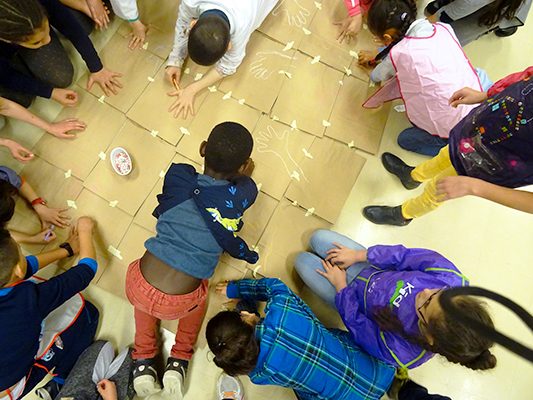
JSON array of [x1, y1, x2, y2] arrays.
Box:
[[126, 122, 258, 398], [1, 166, 70, 243], [359, 0, 491, 157], [295, 229, 496, 371], [0, 217, 99, 400], [363, 66, 533, 225], [165, 0, 279, 119]]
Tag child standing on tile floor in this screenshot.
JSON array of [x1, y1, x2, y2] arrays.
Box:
[[0, 216, 99, 400], [0, 0, 122, 108], [364, 66, 533, 226], [165, 0, 279, 118], [0, 166, 71, 244], [425, 0, 532, 46], [295, 229, 496, 371], [125, 122, 259, 398], [359, 0, 492, 157]]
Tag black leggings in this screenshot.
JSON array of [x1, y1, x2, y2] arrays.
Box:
[[0, 10, 94, 108]]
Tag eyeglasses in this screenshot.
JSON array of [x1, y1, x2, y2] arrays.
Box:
[[417, 287, 448, 326]]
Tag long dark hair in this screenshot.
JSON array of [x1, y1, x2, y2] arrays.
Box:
[[0, 0, 47, 43], [367, 0, 417, 62], [206, 311, 260, 376], [0, 180, 17, 228], [479, 0, 525, 27], [373, 294, 497, 370]]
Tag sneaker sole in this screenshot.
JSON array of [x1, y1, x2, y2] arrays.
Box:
[[163, 370, 184, 399], [134, 375, 162, 397]]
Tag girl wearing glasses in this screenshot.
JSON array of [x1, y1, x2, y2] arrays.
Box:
[[295, 229, 496, 371]]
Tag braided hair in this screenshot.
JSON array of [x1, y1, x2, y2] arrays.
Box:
[[206, 311, 260, 376], [0, 0, 47, 43], [367, 0, 417, 62], [479, 0, 526, 27]]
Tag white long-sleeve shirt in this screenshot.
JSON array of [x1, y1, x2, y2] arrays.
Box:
[[109, 0, 139, 21], [167, 0, 278, 75]]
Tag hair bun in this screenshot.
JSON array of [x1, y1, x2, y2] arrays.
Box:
[[465, 350, 497, 370]]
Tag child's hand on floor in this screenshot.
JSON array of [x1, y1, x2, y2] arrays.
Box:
[[29, 228, 57, 244], [216, 281, 230, 297], [448, 87, 488, 107], [128, 21, 148, 50], [168, 86, 196, 119], [46, 118, 86, 139], [334, 14, 363, 44], [317, 260, 347, 292], [2, 139, 34, 162], [33, 204, 70, 228], [325, 243, 365, 269], [97, 379, 117, 400], [358, 50, 378, 68], [87, 68, 123, 97]]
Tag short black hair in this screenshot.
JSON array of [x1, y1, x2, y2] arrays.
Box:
[[188, 15, 230, 66], [205, 122, 253, 173], [206, 311, 259, 376], [0, 180, 17, 228], [0, 229, 19, 287]]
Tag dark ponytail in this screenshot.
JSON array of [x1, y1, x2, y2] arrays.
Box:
[[0, 180, 17, 228], [367, 0, 418, 62], [0, 0, 47, 43], [206, 311, 259, 376], [479, 0, 526, 27], [373, 294, 497, 371]]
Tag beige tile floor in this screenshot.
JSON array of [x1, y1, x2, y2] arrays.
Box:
[[0, 0, 529, 399]]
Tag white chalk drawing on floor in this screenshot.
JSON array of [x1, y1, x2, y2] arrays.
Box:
[[272, 0, 312, 28], [250, 51, 294, 80], [256, 125, 308, 182]]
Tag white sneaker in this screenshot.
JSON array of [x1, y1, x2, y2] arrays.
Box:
[[162, 358, 186, 399], [217, 373, 244, 400]]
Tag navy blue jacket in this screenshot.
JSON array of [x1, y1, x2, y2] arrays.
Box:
[[154, 163, 259, 264]]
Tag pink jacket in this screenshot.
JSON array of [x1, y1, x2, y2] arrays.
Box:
[[344, 0, 373, 16], [364, 23, 482, 138]]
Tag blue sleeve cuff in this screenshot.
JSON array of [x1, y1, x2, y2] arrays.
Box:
[[78, 257, 98, 274], [25, 255, 39, 277], [226, 282, 239, 299]]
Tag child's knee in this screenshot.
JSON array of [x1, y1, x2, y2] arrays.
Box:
[[309, 229, 333, 252], [294, 252, 320, 276]]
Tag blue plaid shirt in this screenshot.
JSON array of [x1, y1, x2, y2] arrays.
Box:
[[227, 278, 395, 400]]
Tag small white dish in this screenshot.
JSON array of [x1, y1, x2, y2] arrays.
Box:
[[110, 147, 132, 176]]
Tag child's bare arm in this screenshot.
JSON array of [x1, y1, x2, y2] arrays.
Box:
[[77, 217, 96, 260], [437, 176, 533, 214], [34, 228, 79, 268], [9, 229, 57, 245], [18, 180, 71, 228]]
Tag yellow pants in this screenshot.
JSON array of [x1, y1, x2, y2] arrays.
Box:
[[401, 146, 458, 219]]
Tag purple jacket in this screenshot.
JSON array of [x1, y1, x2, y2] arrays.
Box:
[[335, 245, 469, 369]]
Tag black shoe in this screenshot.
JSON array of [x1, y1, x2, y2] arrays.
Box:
[[35, 379, 62, 400], [494, 26, 518, 37], [363, 206, 412, 226], [424, 0, 452, 15], [132, 358, 161, 397], [381, 152, 421, 190], [163, 357, 188, 397]]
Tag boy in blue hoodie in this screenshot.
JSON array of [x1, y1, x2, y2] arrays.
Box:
[[0, 217, 98, 400], [125, 121, 258, 397]]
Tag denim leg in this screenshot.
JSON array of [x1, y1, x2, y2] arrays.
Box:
[[295, 230, 371, 307], [397, 127, 449, 157]]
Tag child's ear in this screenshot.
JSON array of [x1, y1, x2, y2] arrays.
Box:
[[382, 33, 394, 45], [11, 263, 25, 281], [237, 158, 252, 175], [199, 141, 207, 158], [190, 19, 198, 29], [227, 42, 233, 51]]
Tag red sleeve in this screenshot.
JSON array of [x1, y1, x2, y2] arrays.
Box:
[[487, 66, 533, 97], [344, 0, 362, 16]]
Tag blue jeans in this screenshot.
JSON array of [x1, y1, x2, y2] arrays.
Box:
[[397, 127, 449, 157], [294, 230, 371, 308]]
